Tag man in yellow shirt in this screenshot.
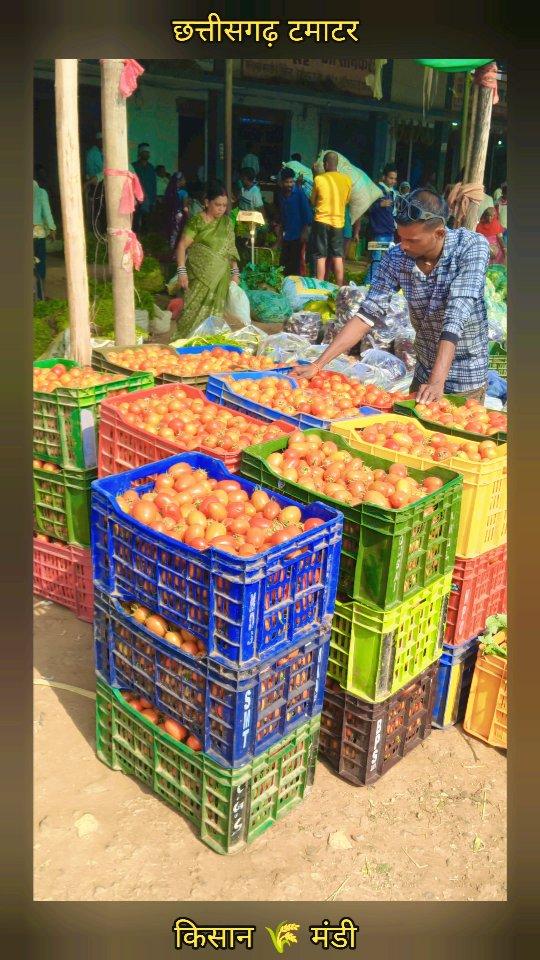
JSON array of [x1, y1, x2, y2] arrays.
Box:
[[310, 152, 352, 285]]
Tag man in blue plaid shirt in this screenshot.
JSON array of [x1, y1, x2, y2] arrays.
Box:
[[296, 189, 491, 403]]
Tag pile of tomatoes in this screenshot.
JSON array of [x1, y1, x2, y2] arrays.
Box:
[[120, 689, 202, 749], [33, 365, 123, 393], [124, 601, 206, 656], [226, 372, 406, 420], [358, 419, 500, 463], [116, 462, 323, 556], [105, 345, 276, 378], [115, 389, 288, 454], [266, 432, 443, 510], [33, 458, 61, 473], [414, 397, 507, 435]]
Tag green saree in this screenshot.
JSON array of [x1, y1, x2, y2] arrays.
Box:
[[175, 213, 239, 339]]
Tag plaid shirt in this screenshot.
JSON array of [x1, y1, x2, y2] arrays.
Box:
[[350, 228, 491, 392]]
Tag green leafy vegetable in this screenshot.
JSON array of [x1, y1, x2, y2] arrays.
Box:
[[240, 262, 284, 293]]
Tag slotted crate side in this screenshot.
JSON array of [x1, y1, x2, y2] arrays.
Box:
[[97, 381, 296, 478], [445, 544, 507, 646], [33, 464, 95, 546], [332, 413, 507, 558], [33, 538, 93, 622], [463, 649, 507, 749], [432, 637, 480, 728], [93, 588, 330, 768], [328, 573, 451, 702], [33, 359, 154, 469], [488, 342, 507, 379], [393, 396, 507, 444], [240, 429, 462, 607], [319, 662, 438, 786], [91, 452, 343, 668], [95, 678, 320, 854]]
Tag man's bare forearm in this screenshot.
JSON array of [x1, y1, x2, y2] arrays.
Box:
[[430, 339, 456, 386], [313, 316, 371, 369]]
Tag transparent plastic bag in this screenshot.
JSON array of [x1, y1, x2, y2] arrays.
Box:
[[394, 324, 417, 372], [185, 315, 233, 340], [283, 312, 322, 343], [223, 282, 251, 327], [257, 332, 312, 365], [360, 348, 407, 383]]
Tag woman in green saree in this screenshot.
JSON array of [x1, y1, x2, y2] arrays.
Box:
[[174, 182, 240, 339]]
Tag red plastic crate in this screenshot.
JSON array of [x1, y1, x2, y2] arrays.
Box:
[[98, 381, 295, 477], [445, 543, 507, 646], [33, 537, 93, 623]]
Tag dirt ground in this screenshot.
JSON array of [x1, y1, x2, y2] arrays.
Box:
[[34, 598, 507, 902]]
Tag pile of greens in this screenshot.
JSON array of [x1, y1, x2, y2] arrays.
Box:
[[482, 614, 507, 659], [486, 265, 507, 302], [33, 300, 70, 359], [240, 262, 284, 293], [134, 256, 165, 294]]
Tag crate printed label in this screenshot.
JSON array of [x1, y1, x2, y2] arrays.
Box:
[[229, 781, 249, 844], [241, 688, 253, 749], [80, 409, 97, 469], [314, 646, 324, 703], [369, 717, 384, 773]]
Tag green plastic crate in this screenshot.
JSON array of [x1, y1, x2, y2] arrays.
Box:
[[33, 463, 95, 546], [240, 430, 462, 607], [95, 679, 320, 855], [328, 572, 452, 702], [488, 342, 507, 379], [393, 395, 507, 445], [33, 358, 154, 469]]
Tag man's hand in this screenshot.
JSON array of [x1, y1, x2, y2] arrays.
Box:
[[291, 363, 321, 381], [415, 380, 445, 404], [380, 198, 393, 208], [49, 230, 56, 241]]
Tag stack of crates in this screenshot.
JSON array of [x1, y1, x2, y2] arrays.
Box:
[[239, 427, 463, 786], [32, 358, 153, 622], [332, 407, 507, 735], [91, 450, 344, 853]]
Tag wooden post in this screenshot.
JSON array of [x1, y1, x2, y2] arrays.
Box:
[[464, 81, 495, 230], [54, 59, 91, 365], [224, 59, 233, 200], [100, 58, 136, 347], [459, 71, 472, 171]]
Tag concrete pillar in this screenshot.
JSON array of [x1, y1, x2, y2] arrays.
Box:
[[372, 115, 389, 180]]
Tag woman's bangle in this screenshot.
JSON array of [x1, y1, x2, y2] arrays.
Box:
[[177, 265, 187, 276], [231, 265, 240, 277]]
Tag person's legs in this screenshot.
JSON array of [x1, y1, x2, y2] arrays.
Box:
[[312, 221, 328, 281], [34, 238, 46, 300], [329, 227, 345, 286]]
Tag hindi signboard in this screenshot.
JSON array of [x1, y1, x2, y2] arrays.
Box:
[[242, 59, 378, 98]]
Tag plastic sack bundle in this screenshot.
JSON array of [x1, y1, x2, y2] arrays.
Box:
[[283, 311, 322, 343], [282, 275, 337, 312], [257, 332, 312, 365], [314, 150, 382, 223], [360, 348, 408, 383], [223, 281, 252, 327], [246, 289, 293, 323], [487, 370, 507, 405]]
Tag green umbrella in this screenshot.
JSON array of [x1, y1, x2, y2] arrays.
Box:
[[415, 59, 493, 72]]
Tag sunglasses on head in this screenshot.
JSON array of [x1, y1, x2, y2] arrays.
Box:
[[395, 194, 447, 225]]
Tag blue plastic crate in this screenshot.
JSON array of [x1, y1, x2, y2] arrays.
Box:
[[205, 370, 381, 430], [432, 636, 480, 729], [93, 587, 330, 769], [91, 452, 343, 668], [174, 344, 243, 357]]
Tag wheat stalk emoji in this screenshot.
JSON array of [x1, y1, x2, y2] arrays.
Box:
[[265, 922, 300, 954]]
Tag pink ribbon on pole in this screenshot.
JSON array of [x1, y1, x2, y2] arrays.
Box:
[[119, 59, 144, 97], [109, 228, 144, 271], [104, 168, 144, 214]]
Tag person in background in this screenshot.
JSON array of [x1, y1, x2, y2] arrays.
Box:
[[173, 181, 240, 339], [133, 143, 157, 235], [365, 161, 398, 283], [295, 189, 491, 405], [476, 207, 506, 265], [495, 183, 508, 243], [155, 165, 171, 198], [275, 167, 313, 277], [238, 167, 264, 211], [186, 180, 204, 219], [310, 151, 352, 286], [291, 152, 302, 163], [33, 171, 56, 300], [399, 181, 411, 197], [84, 131, 106, 232], [241, 142, 260, 178], [164, 171, 190, 253], [493, 181, 505, 204]]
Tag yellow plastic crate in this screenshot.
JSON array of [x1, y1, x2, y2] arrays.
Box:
[[463, 645, 507, 749], [332, 414, 506, 558]]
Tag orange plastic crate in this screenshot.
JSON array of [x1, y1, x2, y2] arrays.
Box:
[[463, 645, 507, 749]]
